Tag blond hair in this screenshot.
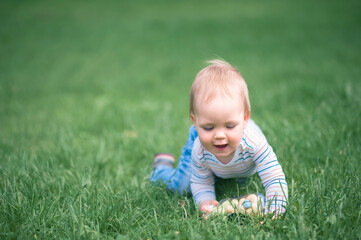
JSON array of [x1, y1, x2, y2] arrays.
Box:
[[189, 59, 250, 117]]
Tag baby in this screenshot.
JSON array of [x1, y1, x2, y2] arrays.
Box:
[[150, 60, 288, 215]]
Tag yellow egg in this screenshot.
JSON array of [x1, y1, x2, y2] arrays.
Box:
[[221, 200, 231, 207], [231, 199, 238, 206], [225, 205, 234, 214], [215, 206, 226, 215]]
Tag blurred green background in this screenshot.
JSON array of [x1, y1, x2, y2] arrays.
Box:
[[1, 0, 360, 238]]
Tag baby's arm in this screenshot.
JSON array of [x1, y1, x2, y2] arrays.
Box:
[[190, 157, 216, 205], [190, 141, 218, 212], [254, 138, 288, 214]]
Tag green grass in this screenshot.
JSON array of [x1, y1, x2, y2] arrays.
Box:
[[1, 0, 361, 239]]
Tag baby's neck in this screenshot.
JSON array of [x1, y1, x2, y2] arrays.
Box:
[[217, 152, 235, 165]]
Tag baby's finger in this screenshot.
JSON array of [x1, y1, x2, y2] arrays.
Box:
[[201, 205, 213, 213]]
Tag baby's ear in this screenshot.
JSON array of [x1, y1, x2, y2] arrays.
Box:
[[244, 112, 250, 126], [190, 113, 196, 125], [244, 112, 250, 121]]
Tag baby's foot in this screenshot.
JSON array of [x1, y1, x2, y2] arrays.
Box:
[[152, 153, 175, 169]]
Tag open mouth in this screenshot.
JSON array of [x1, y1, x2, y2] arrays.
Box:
[[215, 144, 228, 150]]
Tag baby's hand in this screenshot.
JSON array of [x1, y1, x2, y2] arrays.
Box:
[[200, 200, 219, 213], [200, 200, 219, 219]]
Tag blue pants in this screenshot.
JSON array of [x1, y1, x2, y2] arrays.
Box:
[[149, 125, 198, 193]]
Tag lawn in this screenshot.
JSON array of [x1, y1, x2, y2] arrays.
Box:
[[1, 0, 360, 239]]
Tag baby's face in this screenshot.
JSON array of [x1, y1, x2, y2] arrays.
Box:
[[191, 92, 249, 164]]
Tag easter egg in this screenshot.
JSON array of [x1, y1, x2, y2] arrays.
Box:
[[231, 199, 239, 206], [225, 205, 234, 214], [221, 200, 231, 208], [215, 206, 226, 215], [246, 207, 253, 214], [251, 203, 258, 212], [243, 200, 252, 209], [247, 194, 258, 203], [237, 204, 245, 214]]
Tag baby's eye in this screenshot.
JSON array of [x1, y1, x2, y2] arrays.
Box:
[[202, 126, 214, 131], [226, 124, 236, 129]]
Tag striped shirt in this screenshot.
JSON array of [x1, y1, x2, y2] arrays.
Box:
[[190, 119, 288, 214]]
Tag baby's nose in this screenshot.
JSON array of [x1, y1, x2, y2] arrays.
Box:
[[214, 130, 226, 139]]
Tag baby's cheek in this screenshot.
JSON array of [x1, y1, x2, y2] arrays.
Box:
[[229, 135, 241, 144], [199, 135, 211, 145]]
